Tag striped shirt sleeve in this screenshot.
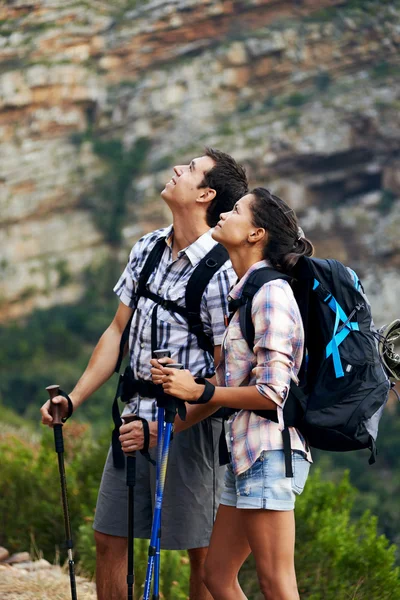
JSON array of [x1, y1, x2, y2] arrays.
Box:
[[200, 264, 236, 346], [113, 234, 154, 309]]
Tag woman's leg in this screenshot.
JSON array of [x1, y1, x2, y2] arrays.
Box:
[[203, 504, 251, 600], [240, 508, 299, 600]]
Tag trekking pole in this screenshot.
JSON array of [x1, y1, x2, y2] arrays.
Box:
[[46, 385, 78, 600], [152, 349, 171, 600], [153, 406, 165, 600], [143, 363, 183, 600], [122, 414, 140, 600]]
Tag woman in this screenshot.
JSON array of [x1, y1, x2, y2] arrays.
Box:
[[150, 188, 314, 600]]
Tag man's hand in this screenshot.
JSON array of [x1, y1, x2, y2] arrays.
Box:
[[40, 396, 70, 427], [119, 419, 158, 454]]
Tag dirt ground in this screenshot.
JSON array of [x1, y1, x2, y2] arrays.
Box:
[[0, 564, 97, 600]]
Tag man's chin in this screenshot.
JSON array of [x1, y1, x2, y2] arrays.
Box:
[[160, 188, 170, 201]]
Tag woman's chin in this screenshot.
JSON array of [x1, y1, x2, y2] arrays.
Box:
[[211, 226, 223, 242]]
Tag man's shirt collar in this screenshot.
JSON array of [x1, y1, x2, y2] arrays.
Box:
[[164, 226, 217, 267]]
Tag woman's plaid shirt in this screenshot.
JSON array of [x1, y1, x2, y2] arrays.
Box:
[[216, 260, 312, 476], [114, 226, 235, 421]]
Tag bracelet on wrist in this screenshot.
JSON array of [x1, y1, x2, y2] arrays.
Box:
[[187, 378, 215, 405]]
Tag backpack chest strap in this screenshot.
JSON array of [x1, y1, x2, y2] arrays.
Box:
[[139, 288, 188, 319]]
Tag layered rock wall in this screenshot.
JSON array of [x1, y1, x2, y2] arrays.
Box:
[[0, 0, 399, 323]]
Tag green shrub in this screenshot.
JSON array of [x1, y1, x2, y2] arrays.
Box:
[[314, 71, 332, 92], [372, 61, 395, 80], [378, 189, 397, 215], [0, 424, 108, 561], [287, 109, 301, 129], [286, 92, 311, 107], [239, 470, 400, 599], [295, 471, 400, 599]]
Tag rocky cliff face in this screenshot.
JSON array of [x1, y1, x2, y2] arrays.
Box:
[[0, 0, 399, 323]]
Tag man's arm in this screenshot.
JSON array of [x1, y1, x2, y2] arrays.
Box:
[[40, 301, 133, 425]]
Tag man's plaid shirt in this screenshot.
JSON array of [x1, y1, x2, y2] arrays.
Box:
[[114, 225, 235, 421], [216, 260, 312, 476]]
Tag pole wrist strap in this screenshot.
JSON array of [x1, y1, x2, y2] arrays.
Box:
[[59, 389, 74, 422], [187, 378, 215, 404]]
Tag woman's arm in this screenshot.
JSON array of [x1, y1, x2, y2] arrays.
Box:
[[148, 346, 223, 435], [158, 367, 277, 412]]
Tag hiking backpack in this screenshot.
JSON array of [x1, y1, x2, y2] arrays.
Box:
[[228, 256, 394, 476], [112, 236, 230, 468]]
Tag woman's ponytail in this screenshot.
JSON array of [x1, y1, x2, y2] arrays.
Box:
[[281, 236, 314, 272]]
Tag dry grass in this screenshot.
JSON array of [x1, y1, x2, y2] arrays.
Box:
[[0, 565, 97, 600]]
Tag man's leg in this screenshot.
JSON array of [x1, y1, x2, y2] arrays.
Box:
[[95, 531, 127, 600], [188, 547, 213, 600], [93, 447, 153, 600]]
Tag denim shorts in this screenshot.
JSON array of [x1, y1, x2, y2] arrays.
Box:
[[220, 450, 310, 511]]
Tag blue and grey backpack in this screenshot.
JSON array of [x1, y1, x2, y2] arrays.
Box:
[[228, 256, 395, 477]]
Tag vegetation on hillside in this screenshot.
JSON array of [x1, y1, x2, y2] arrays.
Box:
[[1, 417, 400, 600]]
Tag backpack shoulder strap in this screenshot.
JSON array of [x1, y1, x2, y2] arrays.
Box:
[[239, 267, 291, 351], [115, 237, 167, 373], [185, 243, 230, 356], [137, 237, 167, 295]]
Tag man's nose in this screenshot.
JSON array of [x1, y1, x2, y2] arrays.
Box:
[[173, 166, 184, 176]]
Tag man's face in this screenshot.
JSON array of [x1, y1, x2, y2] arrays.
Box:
[[161, 155, 216, 207]]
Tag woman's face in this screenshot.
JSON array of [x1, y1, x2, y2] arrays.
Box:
[[212, 193, 259, 248]]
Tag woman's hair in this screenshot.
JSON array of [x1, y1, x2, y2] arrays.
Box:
[[250, 187, 314, 273]]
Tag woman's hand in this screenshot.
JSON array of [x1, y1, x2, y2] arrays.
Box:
[[150, 357, 175, 385], [158, 366, 204, 402]]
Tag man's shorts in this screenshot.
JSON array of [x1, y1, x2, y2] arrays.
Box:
[[93, 417, 225, 550], [220, 450, 310, 511]]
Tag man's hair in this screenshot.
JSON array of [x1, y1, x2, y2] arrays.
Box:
[[199, 147, 248, 227]]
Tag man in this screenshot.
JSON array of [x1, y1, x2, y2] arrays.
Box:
[[41, 147, 248, 600]]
